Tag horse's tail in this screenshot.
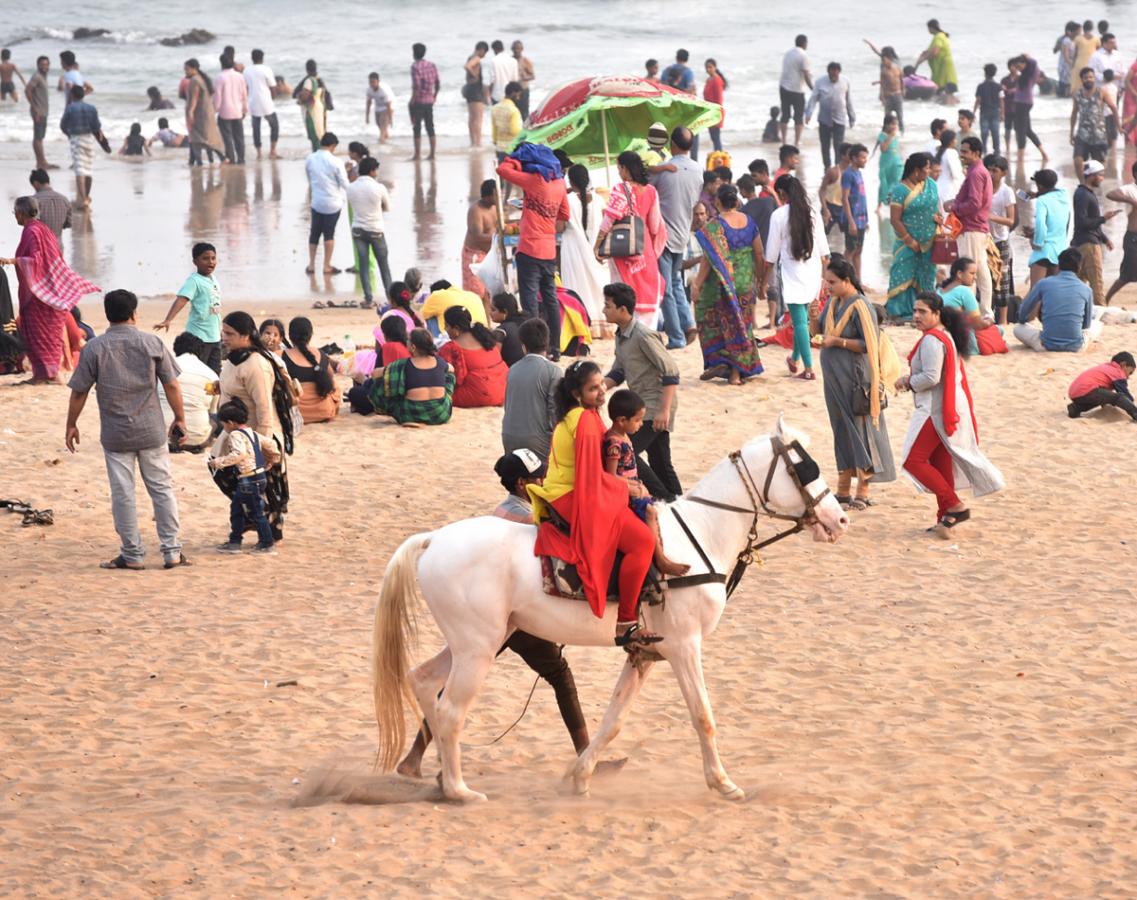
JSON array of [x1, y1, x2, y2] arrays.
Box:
[[372, 531, 432, 772]]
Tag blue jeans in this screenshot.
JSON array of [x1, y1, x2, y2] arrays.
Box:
[[658, 248, 695, 347], [980, 112, 1001, 154], [352, 228, 393, 301], [229, 474, 274, 546], [515, 252, 561, 354]]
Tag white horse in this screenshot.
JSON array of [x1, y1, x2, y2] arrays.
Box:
[[372, 417, 849, 802]]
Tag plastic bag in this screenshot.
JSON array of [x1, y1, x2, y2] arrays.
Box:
[[471, 235, 507, 296]]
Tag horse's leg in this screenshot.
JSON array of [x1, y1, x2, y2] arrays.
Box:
[[434, 651, 495, 803], [567, 656, 655, 796], [397, 646, 451, 778], [669, 643, 743, 800]]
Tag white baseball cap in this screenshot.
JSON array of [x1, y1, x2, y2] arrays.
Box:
[[1083, 160, 1105, 176]]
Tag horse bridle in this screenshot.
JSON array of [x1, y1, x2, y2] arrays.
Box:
[[671, 436, 831, 597]]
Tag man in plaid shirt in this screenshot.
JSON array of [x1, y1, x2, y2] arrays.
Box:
[[409, 42, 439, 161]]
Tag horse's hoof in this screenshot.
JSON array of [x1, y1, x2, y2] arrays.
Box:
[[718, 784, 745, 801]]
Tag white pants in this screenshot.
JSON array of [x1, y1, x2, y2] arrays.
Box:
[[1012, 320, 1102, 352], [957, 231, 993, 315]]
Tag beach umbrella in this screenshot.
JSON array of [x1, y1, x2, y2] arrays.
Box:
[[515, 75, 722, 172]]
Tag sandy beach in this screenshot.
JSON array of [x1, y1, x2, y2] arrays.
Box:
[[3, 286, 1137, 895]]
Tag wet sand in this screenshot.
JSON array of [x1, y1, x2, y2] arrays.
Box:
[[1, 126, 1134, 306]]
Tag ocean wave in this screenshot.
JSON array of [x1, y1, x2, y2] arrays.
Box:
[[8, 25, 214, 46]]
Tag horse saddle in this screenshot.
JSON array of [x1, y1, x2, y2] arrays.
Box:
[[540, 553, 665, 608]]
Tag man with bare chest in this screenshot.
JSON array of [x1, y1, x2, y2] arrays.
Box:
[[462, 178, 500, 305]]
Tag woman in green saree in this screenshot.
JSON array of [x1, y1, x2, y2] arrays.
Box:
[[295, 59, 327, 152], [691, 183, 766, 385], [886, 152, 941, 320]]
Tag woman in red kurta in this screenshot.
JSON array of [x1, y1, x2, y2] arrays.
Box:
[[0, 198, 99, 383], [703, 59, 727, 152], [437, 305, 507, 408], [528, 360, 660, 647]]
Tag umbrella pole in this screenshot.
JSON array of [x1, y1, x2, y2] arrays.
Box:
[[602, 111, 611, 188]]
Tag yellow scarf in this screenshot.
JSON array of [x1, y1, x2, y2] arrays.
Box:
[[824, 295, 898, 425]]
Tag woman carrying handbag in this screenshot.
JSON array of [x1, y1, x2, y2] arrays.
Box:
[[594, 151, 665, 327]]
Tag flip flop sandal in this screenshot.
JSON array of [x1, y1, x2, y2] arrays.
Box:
[[794, 371, 817, 381], [699, 364, 730, 382], [847, 498, 868, 511], [163, 554, 192, 569], [786, 355, 799, 374], [937, 509, 971, 529], [312, 301, 326, 310], [835, 495, 853, 509], [100, 555, 144, 571], [22, 508, 53, 526]]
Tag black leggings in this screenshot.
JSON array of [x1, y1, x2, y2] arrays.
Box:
[[1013, 103, 1041, 151]]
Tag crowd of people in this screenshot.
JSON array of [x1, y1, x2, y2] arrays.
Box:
[[2, 19, 1137, 652]]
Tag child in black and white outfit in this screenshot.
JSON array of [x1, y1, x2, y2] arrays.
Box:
[[209, 399, 280, 554]]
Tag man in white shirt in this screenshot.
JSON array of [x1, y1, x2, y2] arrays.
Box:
[[304, 132, 349, 275], [345, 156, 392, 303], [485, 39, 519, 105], [365, 71, 395, 143], [245, 48, 278, 159], [1090, 33, 1123, 81], [779, 34, 813, 145], [213, 53, 247, 164], [160, 332, 218, 449]]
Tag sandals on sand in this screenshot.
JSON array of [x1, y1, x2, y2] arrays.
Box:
[[699, 364, 729, 382], [794, 371, 817, 381], [100, 555, 144, 571], [163, 554, 192, 570], [786, 355, 799, 375], [937, 509, 970, 529]]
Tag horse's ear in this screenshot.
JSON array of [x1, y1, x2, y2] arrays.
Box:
[[775, 413, 786, 439]]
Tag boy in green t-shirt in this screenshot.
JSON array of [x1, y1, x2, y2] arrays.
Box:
[[155, 242, 223, 372]]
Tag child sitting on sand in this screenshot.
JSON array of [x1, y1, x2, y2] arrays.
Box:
[[209, 399, 281, 554], [1067, 352, 1137, 421], [603, 389, 689, 577]]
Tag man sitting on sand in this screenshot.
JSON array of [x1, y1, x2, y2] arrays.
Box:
[[1013, 248, 1101, 352], [1067, 351, 1137, 421]]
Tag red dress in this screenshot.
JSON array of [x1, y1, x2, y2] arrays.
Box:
[[438, 341, 507, 408]]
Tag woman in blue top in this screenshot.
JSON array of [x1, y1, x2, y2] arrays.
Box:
[[937, 257, 980, 357], [1027, 169, 1071, 288]]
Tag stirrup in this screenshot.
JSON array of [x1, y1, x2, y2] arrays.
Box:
[[614, 623, 663, 648]]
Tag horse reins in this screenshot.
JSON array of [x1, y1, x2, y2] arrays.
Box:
[[671, 436, 830, 598]]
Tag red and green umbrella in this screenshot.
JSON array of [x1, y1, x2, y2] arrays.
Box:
[[514, 74, 722, 170]]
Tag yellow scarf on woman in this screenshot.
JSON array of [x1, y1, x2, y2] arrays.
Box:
[[824, 295, 898, 425]]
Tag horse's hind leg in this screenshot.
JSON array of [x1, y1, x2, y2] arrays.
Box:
[[669, 644, 743, 800], [434, 651, 494, 803], [397, 646, 452, 778], [567, 656, 654, 796]]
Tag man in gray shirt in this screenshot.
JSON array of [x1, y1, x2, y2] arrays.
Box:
[[501, 318, 562, 461], [66, 289, 189, 570], [651, 126, 702, 349], [805, 61, 856, 169], [602, 283, 681, 502], [29, 169, 71, 249]]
